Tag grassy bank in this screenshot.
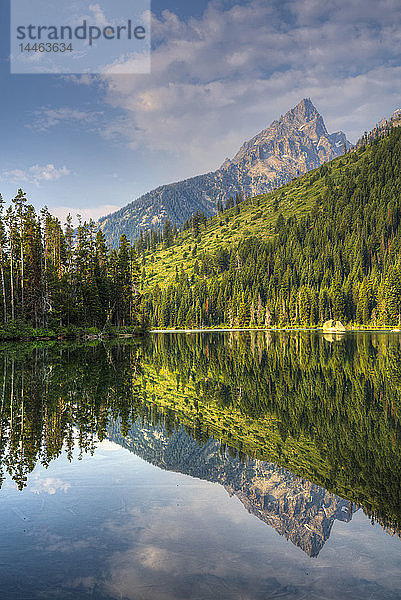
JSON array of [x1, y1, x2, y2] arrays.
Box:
[[0, 321, 148, 342]]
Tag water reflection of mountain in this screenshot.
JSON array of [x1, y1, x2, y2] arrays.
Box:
[[108, 420, 353, 557], [1, 333, 401, 541], [140, 331, 401, 533]]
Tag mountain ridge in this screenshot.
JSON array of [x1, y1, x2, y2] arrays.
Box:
[[108, 420, 353, 557], [99, 98, 350, 245]]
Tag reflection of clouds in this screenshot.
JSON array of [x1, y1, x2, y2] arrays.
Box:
[[30, 477, 71, 495], [102, 490, 293, 599], [97, 438, 126, 452], [99, 481, 401, 600], [63, 576, 97, 593], [37, 532, 95, 554], [3, 441, 399, 600], [137, 545, 173, 571]]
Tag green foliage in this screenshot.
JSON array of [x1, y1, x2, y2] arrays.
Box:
[[143, 127, 401, 329], [0, 342, 143, 489], [2, 331, 401, 533], [138, 331, 401, 530], [0, 199, 144, 331]]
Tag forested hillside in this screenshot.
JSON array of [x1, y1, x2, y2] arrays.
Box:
[[140, 126, 401, 328], [0, 191, 143, 335], [134, 332, 401, 530]]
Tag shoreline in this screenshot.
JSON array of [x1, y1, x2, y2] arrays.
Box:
[[0, 325, 147, 343], [0, 324, 397, 342], [150, 326, 401, 334]]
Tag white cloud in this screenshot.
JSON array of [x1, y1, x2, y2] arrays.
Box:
[[69, 2, 110, 28], [88, 3, 109, 27], [51, 204, 121, 225], [1, 164, 70, 186], [28, 106, 104, 132], [91, 0, 401, 174], [62, 74, 101, 86]]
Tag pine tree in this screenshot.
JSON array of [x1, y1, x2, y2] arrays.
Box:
[[12, 189, 27, 312], [0, 195, 7, 322]]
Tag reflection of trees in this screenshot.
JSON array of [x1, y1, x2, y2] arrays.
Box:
[[0, 342, 144, 490], [1, 332, 401, 535], [140, 332, 401, 531]]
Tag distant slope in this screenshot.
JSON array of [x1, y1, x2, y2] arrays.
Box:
[[99, 98, 349, 245], [356, 107, 401, 148], [140, 145, 350, 291], [140, 123, 401, 329]]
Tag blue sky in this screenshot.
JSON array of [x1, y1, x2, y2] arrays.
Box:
[[1, 0, 401, 224]]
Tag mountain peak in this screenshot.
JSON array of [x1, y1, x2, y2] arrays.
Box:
[[98, 99, 350, 245], [286, 97, 318, 119], [280, 98, 321, 129], [226, 98, 345, 169]]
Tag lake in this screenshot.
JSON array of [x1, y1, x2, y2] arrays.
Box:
[[0, 331, 400, 599]]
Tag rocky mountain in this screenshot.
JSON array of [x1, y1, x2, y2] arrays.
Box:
[[99, 98, 350, 246], [108, 420, 354, 557], [355, 107, 401, 148]]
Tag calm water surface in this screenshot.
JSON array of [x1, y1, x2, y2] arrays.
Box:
[[0, 331, 400, 599]]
